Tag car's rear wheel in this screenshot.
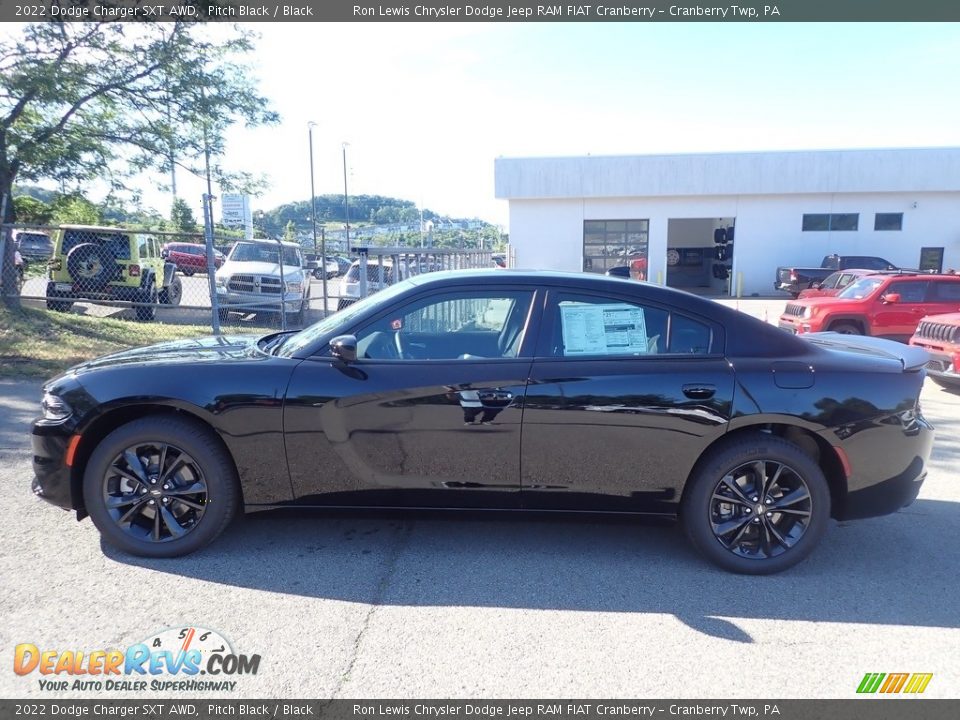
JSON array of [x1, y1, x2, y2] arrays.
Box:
[[183, 270, 194, 277], [159, 276, 182, 306], [681, 434, 829, 574], [829, 321, 861, 335], [45, 281, 74, 313], [136, 281, 158, 322], [82, 416, 239, 558]]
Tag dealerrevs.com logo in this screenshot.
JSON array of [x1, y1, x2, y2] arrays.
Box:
[[13, 626, 260, 693], [856, 673, 933, 694]]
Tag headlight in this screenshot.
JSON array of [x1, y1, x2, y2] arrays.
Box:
[[803, 306, 819, 319], [41, 392, 72, 421], [216, 275, 228, 287], [285, 281, 302, 293]]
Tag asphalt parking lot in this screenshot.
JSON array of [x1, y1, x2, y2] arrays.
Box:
[[1, 317, 959, 699]]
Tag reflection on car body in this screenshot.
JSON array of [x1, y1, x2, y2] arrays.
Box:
[[31, 270, 934, 575]]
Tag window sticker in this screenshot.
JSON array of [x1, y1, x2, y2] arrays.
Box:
[[560, 303, 649, 356]]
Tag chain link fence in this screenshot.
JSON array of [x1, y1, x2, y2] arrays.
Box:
[[1, 222, 496, 343]]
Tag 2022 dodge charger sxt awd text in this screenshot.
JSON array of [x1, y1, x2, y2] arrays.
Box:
[[31, 270, 933, 574]]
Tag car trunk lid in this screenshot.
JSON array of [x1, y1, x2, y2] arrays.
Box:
[[803, 332, 930, 372]]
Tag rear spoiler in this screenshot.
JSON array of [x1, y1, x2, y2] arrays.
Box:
[[802, 332, 930, 372]]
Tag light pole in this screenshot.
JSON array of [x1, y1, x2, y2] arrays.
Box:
[[342, 142, 350, 251], [308, 122, 327, 312]]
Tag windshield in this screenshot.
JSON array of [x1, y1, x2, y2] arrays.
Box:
[[837, 277, 885, 299], [277, 277, 418, 358], [229, 242, 301, 267]]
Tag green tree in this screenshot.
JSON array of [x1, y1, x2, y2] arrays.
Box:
[[170, 198, 198, 233], [1, 17, 278, 299], [12, 195, 53, 225], [283, 220, 296, 243], [50, 193, 101, 225]]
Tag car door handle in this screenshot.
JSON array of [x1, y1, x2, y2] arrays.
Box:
[[682, 384, 716, 400], [478, 390, 513, 405]]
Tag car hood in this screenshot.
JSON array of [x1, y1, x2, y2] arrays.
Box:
[[917, 311, 960, 325], [218, 261, 303, 278], [60, 335, 262, 378]]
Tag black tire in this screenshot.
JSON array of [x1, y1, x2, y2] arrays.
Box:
[[681, 433, 830, 574], [159, 276, 182, 306], [66, 243, 114, 291], [136, 281, 158, 322], [82, 416, 240, 558], [183, 270, 194, 277], [829, 321, 862, 335], [217, 307, 230, 323]]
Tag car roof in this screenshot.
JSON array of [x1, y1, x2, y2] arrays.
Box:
[[239, 238, 301, 248]]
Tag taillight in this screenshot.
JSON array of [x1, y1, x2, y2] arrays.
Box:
[[128, 264, 140, 277]]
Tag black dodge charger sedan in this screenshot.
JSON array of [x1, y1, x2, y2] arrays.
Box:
[[31, 270, 934, 574]]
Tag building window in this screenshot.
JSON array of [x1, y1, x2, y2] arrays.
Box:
[[802, 213, 859, 231], [874, 213, 903, 231], [583, 219, 649, 276]]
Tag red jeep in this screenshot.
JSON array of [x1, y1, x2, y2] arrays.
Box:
[[910, 313, 960, 390], [161, 242, 223, 276], [778, 272, 960, 342]]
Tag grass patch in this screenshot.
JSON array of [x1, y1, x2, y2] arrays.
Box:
[[0, 303, 222, 379]]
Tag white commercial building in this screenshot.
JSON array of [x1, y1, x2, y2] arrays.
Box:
[[494, 147, 960, 296]]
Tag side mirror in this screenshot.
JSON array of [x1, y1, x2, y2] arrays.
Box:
[[881, 292, 901, 304], [330, 334, 358, 363], [812, 282, 823, 289]]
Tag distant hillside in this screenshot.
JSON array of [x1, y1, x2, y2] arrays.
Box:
[[258, 194, 446, 238]]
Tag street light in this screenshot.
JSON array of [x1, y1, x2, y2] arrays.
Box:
[[342, 142, 350, 251], [308, 121, 328, 312]]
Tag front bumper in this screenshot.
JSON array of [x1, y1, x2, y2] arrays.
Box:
[[917, 348, 960, 384], [31, 418, 78, 512], [216, 287, 304, 314]]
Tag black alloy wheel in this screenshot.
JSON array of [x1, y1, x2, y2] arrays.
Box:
[[830, 322, 862, 335], [160, 275, 183, 306], [83, 416, 239, 557], [682, 434, 829, 574]]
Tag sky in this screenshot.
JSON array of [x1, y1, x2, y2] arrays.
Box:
[[23, 22, 960, 228]]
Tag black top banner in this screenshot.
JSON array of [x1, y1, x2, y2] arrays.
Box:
[[2, 0, 960, 22]]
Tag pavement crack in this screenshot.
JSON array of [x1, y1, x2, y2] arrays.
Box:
[[331, 519, 414, 699]]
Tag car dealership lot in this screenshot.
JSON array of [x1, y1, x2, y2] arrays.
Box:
[[2, 360, 960, 699]]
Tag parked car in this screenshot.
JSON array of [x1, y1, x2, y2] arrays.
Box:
[[775, 255, 898, 297], [796, 268, 873, 299], [337, 257, 412, 310], [778, 271, 960, 341], [31, 270, 933, 574], [14, 230, 55, 261], [45, 225, 182, 322], [910, 313, 960, 390], [492, 253, 507, 268], [161, 242, 224, 276], [214, 239, 309, 323]]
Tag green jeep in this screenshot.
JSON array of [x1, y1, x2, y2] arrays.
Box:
[[46, 226, 183, 321]]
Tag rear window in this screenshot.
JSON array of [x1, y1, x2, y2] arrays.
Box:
[[17, 233, 52, 248], [61, 229, 131, 260]]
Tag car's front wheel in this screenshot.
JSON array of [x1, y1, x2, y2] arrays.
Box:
[[681, 433, 829, 574], [82, 416, 240, 558]]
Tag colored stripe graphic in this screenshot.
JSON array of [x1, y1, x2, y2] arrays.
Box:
[[903, 673, 933, 694], [857, 672, 932, 694], [857, 673, 885, 693]]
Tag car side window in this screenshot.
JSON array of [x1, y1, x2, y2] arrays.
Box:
[[353, 290, 534, 361], [930, 281, 960, 302], [543, 293, 713, 358], [887, 280, 929, 303]]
